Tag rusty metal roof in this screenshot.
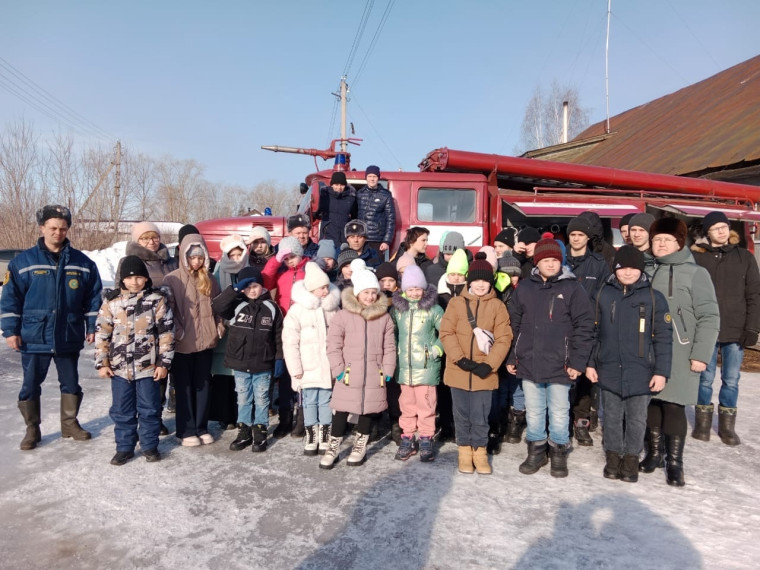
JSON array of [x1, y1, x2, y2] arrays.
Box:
[[545, 55, 760, 176]]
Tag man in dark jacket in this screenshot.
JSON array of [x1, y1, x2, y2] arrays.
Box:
[[1, 205, 103, 450], [284, 213, 319, 259], [578, 211, 616, 270], [357, 165, 395, 253], [691, 211, 760, 446], [344, 220, 383, 269], [316, 171, 357, 247]]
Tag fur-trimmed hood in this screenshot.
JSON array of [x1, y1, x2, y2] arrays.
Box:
[[341, 286, 390, 321], [126, 240, 173, 263], [690, 230, 741, 253], [437, 272, 466, 297], [178, 233, 211, 273], [290, 279, 341, 312], [391, 284, 438, 312]]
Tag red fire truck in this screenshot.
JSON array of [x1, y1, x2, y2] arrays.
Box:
[[195, 143, 760, 260]]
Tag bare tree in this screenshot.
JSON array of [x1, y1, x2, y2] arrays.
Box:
[[517, 80, 590, 153], [154, 157, 204, 222]]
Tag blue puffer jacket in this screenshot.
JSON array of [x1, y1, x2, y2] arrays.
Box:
[[1, 238, 103, 354], [356, 184, 395, 245]]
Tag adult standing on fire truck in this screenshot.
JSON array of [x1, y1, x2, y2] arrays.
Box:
[[357, 165, 395, 253]]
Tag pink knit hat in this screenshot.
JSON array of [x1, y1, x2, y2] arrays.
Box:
[[477, 246, 498, 271], [401, 265, 427, 291], [131, 221, 160, 242], [395, 252, 415, 273]]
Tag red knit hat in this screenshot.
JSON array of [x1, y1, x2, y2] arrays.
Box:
[[533, 238, 563, 263]]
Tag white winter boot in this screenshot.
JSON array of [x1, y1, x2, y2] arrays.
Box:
[[303, 426, 319, 456], [347, 433, 369, 467], [319, 436, 342, 470], [317, 424, 331, 455]]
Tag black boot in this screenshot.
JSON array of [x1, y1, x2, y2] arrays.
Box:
[[252, 424, 268, 452], [574, 418, 593, 446], [548, 440, 570, 478], [166, 384, 176, 414], [486, 422, 502, 455], [718, 406, 741, 446], [638, 427, 665, 473], [519, 440, 548, 475], [291, 405, 305, 438], [620, 454, 639, 483], [391, 423, 403, 446], [18, 400, 42, 451], [505, 407, 526, 444], [588, 408, 599, 433], [229, 424, 253, 451], [272, 409, 292, 438], [60, 393, 91, 440], [603, 450, 622, 480], [691, 404, 713, 441], [665, 435, 685, 487]]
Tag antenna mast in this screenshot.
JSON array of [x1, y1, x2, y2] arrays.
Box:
[[605, 0, 612, 134]]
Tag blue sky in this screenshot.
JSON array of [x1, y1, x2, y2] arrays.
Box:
[[1, 0, 758, 188]]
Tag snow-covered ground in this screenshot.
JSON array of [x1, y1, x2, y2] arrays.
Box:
[[0, 338, 758, 569]]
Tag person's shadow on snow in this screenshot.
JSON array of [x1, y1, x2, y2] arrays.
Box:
[[296, 448, 456, 570], [514, 493, 701, 569]]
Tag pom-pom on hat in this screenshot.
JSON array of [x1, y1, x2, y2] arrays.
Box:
[[467, 252, 495, 285], [533, 238, 563, 263], [352, 268, 380, 295], [131, 221, 161, 243], [278, 236, 304, 258], [220, 234, 246, 255], [119, 255, 150, 283], [344, 219, 368, 237], [287, 213, 309, 232], [401, 264, 427, 292], [628, 213, 655, 232], [303, 261, 330, 292], [703, 211, 730, 235], [246, 226, 271, 247], [365, 165, 381, 178], [330, 171, 347, 186], [478, 246, 498, 271], [446, 248, 469, 275], [337, 245, 359, 269], [613, 245, 645, 273], [236, 266, 263, 286], [440, 231, 465, 255], [517, 227, 541, 245], [650, 217, 688, 250], [349, 258, 368, 275], [36, 204, 72, 227], [494, 227, 517, 248]]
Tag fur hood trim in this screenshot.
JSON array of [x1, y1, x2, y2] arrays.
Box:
[[290, 280, 341, 311], [391, 284, 438, 312], [341, 286, 390, 321], [691, 230, 741, 253]]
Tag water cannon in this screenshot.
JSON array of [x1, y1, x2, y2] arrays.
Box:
[[261, 138, 362, 172]]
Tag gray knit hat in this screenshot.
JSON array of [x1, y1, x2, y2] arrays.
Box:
[[440, 231, 465, 255], [629, 213, 655, 232]]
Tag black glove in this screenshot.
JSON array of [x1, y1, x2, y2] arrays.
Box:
[[740, 330, 759, 348], [472, 363, 492, 379], [456, 358, 478, 372], [234, 277, 258, 292]]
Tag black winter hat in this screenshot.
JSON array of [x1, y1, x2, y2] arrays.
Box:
[[287, 213, 310, 232], [566, 216, 593, 237], [494, 227, 517, 248], [178, 224, 200, 244], [613, 245, 645, 272], [330, 171, 347, 185], [36, 204, 72, 227], [517, 227, 541, 245], [467, 252, 495, 286], [236, 266, 263, 285], [619, 213, 634, 229], [375, 261, 398, 282], [703, 211, 730, 235], [119, 255, 150, 288]]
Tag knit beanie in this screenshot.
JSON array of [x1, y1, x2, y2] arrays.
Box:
[[349, 258, 368, 275], [446, 248, 469, 275], [467, 252, 495, 285], [119, 255, 150, 283], [703, 211, 730, 235], [344, 219, 368, 237], [566, 216, 593, 237], [220, 234, 246, 256], [494, 227, 517, 248], [131, 221, 161, 242], [287, 213, 309, 232], [517, 227, 541, 245], [178, 224, 199, 245], [533, 238, 563, 263], [440, 231, 465, 255], [365, 165, 381, 178], [187, 245, 205, 258], [613, 245, 645, 272], [650, 217, 688, 250], [237, 266, 263, 286], [316, 239, 336, 260], [277, 236, 304, 258], [247, 226, 271, 246], [303, 261, 330, 292], [375, 262, 398, 283], [477, 246, 498, 271], [395, 252, 416, 273], [628, 213, 655, 232], [330, 171, 347, 185], [401, 265, 427, 291], [337, 245, 359, 269], [619, 213, 634, 229], [498, 253, 522, 277], [36, 204, 72, 227], [352, 268, 380, 295]]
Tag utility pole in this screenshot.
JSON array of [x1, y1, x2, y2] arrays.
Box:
[[605, 0, 612, 134], [340, 77, 348, 153], [112, 141, 121, 237]]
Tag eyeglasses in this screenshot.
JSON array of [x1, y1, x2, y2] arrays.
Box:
[[652, 237, 678, 245], [139, 236, 160, 243]]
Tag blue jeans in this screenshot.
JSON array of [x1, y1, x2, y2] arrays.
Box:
[[601, 390, 650, 455], [110, 375, 162, 452], [699, 342, 742, 408], [234, 370, 271, 426], [20, 352, 81, 400], [522, 380, 571, 445], [302, 387, 332, 426]]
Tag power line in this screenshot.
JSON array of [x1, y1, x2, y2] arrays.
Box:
[[353, 0, 396, 89], [342, 0, 375, 78], [350, 94, 403, 170]]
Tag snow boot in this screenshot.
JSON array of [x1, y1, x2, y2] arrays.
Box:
[[574, 418, 593, 446], [272, 409, 292, 438], [472, 446, 492, 475], [438, 422, 456, 443], [18, 399, 41, 451], [318, 424, 331, 455], [603, 450, 622, 480], [548, 440, 570, 478], [291, 405, 305, 438], [419, 436, 435, 462], [303, 425, 319, 456], [60, 393, 91, 440], [395, 435, 418, 461], [252, 424, 268, 452], [457, 445, 474, 474], [519, 440, 548, 475], [619, 454, 639, 483], [665, 435, 685, 487], [718, 406, 741, 446], [110, 451, 135, 466], [486, 422, 502, 455], [691, 404, 713, 441], [159, 421, 170, 436], [229, 424, 253, 451], [390, 422, 403, 446], [505, 407, 526, 444], [347, 433, 369, 467], [639, 427, 665, 473], [319, 436, 341, 469], [143, 449, 161, 463], [589, 408, 599, 432]]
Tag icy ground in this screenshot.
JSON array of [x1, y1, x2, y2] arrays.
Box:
[[0, 341, 758, 570]]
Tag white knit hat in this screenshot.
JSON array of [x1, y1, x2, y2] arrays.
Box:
[[131, 221, 160, 242], [352, 268, 380, 295], [220, 234, 246, 255], [349, 258, 368, 275], [246, 226, 271, 246], [303, 261, 330, 292]]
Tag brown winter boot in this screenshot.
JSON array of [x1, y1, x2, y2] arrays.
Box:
[[60, 393, 91, 441], [718, 407, 741, 446], [472, 446, 492, 475], [691, 404, 713, 441], [18, 400, 42, 450], [458, 445, 474, 474]]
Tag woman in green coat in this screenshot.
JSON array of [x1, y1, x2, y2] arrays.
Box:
[[641, 218, 719, 487]]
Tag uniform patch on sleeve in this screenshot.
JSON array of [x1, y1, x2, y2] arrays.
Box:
[[664, 313, 672, 323], [2, 270, 9, 286]]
